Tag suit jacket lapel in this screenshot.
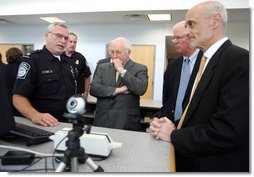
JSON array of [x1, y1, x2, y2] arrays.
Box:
[[124, 59, 133, 71], [182, 40, 233, 127], [106, 63, 117, 86]]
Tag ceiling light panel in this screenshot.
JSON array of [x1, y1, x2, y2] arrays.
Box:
[[40, 17, 65, 23], [148, 14, 171, 21]]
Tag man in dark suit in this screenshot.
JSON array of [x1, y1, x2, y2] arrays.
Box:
[[149, 1, 249, 172], [90, 37, 148, 131], [159, 21, 202, 121]]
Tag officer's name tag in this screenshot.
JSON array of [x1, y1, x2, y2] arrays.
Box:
[[42, 70, 53, 74]]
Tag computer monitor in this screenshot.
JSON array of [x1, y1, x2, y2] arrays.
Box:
[[0, 62, 15, 136]]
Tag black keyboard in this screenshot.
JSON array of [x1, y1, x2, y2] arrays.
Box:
[[10, 122, 55, 146]]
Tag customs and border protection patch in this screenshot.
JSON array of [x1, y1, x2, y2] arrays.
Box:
[[17, 62, 31, 79]]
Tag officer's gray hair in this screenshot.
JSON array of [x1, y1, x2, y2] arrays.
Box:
[[47, 22, 68, 32]]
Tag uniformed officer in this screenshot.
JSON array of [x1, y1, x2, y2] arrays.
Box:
[[64, 32, 91, 100], [13, 22, 76, 127]]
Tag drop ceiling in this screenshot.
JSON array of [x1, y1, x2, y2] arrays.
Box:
[[0, 9, 250, 26]]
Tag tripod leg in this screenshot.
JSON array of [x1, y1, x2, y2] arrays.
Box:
[[71, 157, 79, 172], [55, 150, 72, 172], [55, 162, 67, 172], [86, 157, 104, 172]]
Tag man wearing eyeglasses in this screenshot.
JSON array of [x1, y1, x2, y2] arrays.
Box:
[[90, 37, 148, 131], [13, 22, 77, 126], [155, 21, 203, 122]]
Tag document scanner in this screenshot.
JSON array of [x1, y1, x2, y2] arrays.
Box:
[[50, 128, 122, 158]]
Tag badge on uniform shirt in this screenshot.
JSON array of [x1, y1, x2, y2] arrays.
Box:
[[75, 59, 79, 65], [17, 62, 31, 79]]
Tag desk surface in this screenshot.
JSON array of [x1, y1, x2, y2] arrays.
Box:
[[0, 117, 170, 172], [87, 94, 162, 109]]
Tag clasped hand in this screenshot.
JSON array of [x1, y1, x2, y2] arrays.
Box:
[[149, 117, 176, 142]]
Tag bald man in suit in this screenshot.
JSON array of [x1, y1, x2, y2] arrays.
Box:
[[159, 21, 202, 121], [90, 37, 148, 131], [149, 1, 249, 172]]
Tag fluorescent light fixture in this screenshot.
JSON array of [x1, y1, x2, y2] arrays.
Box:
[[40, 17, 65, 23], [148, 14, 171, 21]]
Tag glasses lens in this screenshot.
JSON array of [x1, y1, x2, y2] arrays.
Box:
[[50, 32, 69, 41]]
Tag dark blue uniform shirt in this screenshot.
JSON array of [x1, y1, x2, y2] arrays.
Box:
[[13, 46, 76, 121], [63, 51, 91, 94]]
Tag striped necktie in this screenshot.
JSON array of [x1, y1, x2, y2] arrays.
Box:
[[170, 55, 207, 172]]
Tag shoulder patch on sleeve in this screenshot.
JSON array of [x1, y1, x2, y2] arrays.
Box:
[[17, 62, 31, 79]]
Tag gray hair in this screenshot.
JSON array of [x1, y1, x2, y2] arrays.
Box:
[[202, 1, 228, 32], [109, 37, 131, 52], [47, 22, 68, 32]]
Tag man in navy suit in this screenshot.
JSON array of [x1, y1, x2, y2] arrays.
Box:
[[149, 1, 249, 172], [159, 21, 202, 121]]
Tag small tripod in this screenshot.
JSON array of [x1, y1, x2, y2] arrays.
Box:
[[55, 113, 104, 172]]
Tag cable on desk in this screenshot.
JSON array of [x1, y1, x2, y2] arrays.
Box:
[[52, 134, 68, 170], [0, 145, 62, 157], [0, 145, 64, 172], [0, 156, 56, 172]]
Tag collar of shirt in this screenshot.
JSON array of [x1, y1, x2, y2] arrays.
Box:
[[204, 37, 229, 62], [54, 55, 61, 61], [43, 45, 60, 62], [199, 37, 228, 74]]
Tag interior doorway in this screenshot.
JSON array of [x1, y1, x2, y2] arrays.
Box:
[[165, 36, 181, 66], [130, 45, 155, 99]]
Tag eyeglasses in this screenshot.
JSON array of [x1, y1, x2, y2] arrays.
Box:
[[171, 35, 186, 41], [109, 50, 124, 56], [48, 32, 69, 41]]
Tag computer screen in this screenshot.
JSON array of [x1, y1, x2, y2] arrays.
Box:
[[0, 62, 15, 136]]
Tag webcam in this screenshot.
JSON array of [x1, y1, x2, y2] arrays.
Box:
[[66, 94, 86, 114]]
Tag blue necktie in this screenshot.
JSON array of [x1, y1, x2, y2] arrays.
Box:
[[174, 58, 190, 120]]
